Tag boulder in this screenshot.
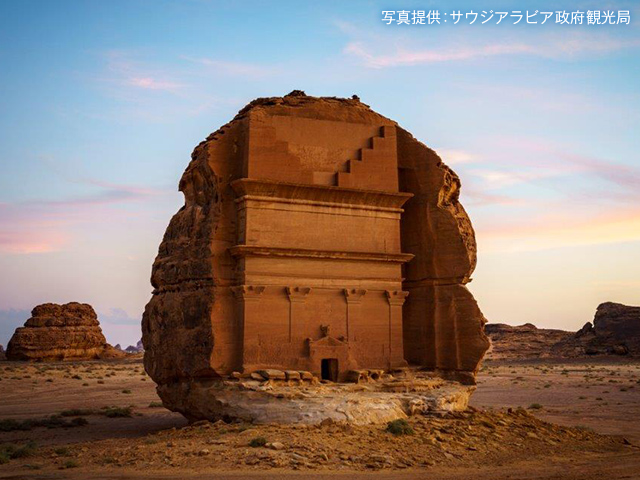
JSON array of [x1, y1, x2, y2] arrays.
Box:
[[550, 302, 640, 356], [142, 92, 489, 422], [5, 302, 123, 361]]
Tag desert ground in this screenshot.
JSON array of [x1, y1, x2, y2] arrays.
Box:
[[0, 358, 639, 479]]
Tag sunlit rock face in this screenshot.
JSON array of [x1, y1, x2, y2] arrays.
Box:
[[142, 91, 489, 421], [6, 302, 121, 361], [554, 302, 640, 357]]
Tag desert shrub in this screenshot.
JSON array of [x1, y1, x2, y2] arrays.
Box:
[[0, 419, 29, 432], [148, 402, 164, 408], [528, 403, 543, 410], [63, 459, 79, 468], [386, 419, 414, 436], [248, 437, 267, 448], [0, 441, 37, 460], [102, 406, 132, 418], [575, 425, 594, 432], [60, 409, 94, 417], [121, 389, 132, 394], [0, 415, 88, 432], [54, 447, 70, 456], [71, 375, 82, 380]]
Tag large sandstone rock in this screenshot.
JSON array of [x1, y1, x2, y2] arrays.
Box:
[[6, 302, 122, 361], [485, 323, 572, 360], [553, 302, 640, 356], [142, 92, 489, 422], [485, 302, 640, 360], [160, 372, 474, 425]]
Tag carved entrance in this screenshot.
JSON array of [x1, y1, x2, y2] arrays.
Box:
[[321, 358, 338, 382]]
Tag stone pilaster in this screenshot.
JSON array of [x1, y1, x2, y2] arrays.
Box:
[[343, 289, 366, 341], [385, 290, 409, 368], [231, 285, 265, 371], [286, 286, 312, 342]]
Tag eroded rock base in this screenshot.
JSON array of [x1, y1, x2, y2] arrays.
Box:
[[157, 369, 474, 425]]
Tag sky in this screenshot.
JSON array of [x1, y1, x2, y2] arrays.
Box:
[[0, 0, 639, 347]]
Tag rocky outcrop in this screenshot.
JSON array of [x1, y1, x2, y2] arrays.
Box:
[[158, 370, 474, 425], [142, 92, 488, 422], [485, 323, 572, 360], [125, 340, 144, 354], [485, 302, 640, 360], [6, 303, 123, 361], [552, 302, 640, 357], [397, 130, 489, 382]]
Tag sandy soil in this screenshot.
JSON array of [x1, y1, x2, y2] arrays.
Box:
[[0, 358, 639, 479], [473, 359, 640, 444]]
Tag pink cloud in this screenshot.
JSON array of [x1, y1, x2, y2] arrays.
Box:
[[0, 230, 70, 255], [182, 56, 275, 78], [343, 33, 640, 68], [461, 185, 525, 207], [344, 41, 535, 68], [97, 50, 186, 94], [127, 77, 183, 91], [454, 136, 640, 206], [478, 207, 640, 252], [0, 179, 176, 255]]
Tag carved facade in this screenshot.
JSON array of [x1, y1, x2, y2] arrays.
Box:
[[142, 92, 490, 395]]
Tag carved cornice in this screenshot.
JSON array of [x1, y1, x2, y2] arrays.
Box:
[[231, 285, 266, 302], [385, 290, 409, 306], [343, 288, 367, 304], [229, 245, 414, 264], [286, 286, 312, 303], [230, 178, 413, 210]]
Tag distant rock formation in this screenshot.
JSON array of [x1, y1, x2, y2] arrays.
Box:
[[552, 302, 640, 357], [484, 323, 572, 360], [125, 340, 144, 354], [485, 302, 640, 360], [0, 344, 5, 361], [6, 303, 124, 361]]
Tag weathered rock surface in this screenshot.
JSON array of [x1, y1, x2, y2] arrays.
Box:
[[553, 302, 640, 357], [158, 370, 474, 425], [6, 303, 123, 361], [125, 339, 144, 354], [485, 302, 640, 360], [142, 92, 489, 421], [485, 323, 572, 360]]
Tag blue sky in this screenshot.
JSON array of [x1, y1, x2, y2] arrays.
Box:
[[1, 0, 639, 346]]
